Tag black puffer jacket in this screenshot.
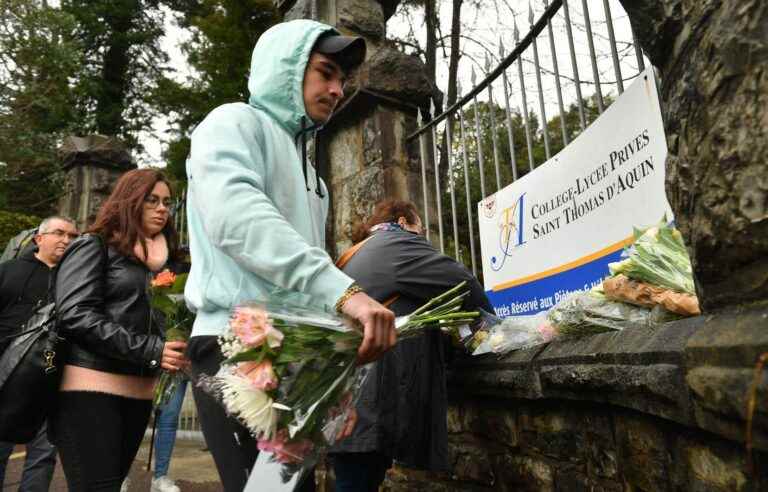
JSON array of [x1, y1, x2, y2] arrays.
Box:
[[55, 234, 164, 376]]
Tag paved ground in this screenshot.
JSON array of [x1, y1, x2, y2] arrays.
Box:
[[3, 438, 222, 491]]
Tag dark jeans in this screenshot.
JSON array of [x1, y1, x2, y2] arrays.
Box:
[[49, 391, 152, 492], [0, 424, 57, 492], [331, 452, 392, 492], [188, 336, 259, 492]]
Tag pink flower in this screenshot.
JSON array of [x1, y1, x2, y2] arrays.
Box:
[[236, 360, 279, 391], [538, 321, 557, 342], [230, 307, 284, 348], [257, 429, 314, 464]]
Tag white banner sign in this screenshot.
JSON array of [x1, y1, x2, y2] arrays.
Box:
[[478, 68, 673, 317]]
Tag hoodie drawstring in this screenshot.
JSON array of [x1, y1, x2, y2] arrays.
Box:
[[295, 116, 325, 198], [300, 117, 310, 192], [313, 129, 324, 198]]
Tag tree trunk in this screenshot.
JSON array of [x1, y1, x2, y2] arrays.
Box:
[[424, 0, 437, 85], [446, 0, 462, 108], [95, 7, 133, 138]]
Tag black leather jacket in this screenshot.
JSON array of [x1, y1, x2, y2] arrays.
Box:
[[55, 234, 164, 377]]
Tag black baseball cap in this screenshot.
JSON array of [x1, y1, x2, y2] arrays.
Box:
[[313, 33, 366, 71]]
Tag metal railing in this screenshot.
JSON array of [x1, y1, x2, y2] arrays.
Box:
[[145, 385, 204, 442], [172, 189, 188, 248], [176, 385, 204, 440], [408, 0, 647, 276]]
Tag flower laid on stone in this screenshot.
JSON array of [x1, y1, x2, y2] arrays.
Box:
[[605, 221, 699, 315]]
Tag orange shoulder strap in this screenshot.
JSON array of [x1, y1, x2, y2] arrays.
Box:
[[335, 236, 373, 269], [335, 236, 401, 308]]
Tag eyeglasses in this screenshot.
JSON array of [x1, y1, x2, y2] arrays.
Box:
[[40, 229, 79, 240], [144, 195, 173, 210]]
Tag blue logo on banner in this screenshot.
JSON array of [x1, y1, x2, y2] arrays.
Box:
[[490, 193, 526, 272]]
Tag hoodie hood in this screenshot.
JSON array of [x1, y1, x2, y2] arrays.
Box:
[[247, 19, 338, 136]]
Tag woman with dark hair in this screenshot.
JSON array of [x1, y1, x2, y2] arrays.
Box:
[[49, 169, 188, 492], [330, 198, 492, 491]]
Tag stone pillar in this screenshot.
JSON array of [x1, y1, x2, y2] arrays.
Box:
[[279, 0, 437, 256], [58, 135, 136, 230], [619, 0, 768, 310]]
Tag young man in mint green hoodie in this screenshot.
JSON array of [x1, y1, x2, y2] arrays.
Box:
[[184, 19, 396, 492]]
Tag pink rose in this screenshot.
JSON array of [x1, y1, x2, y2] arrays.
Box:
[[236, 360, 279, 391], [230, 307, 284, 348], [538, 321, 557, 342], [257, 429, 314, 464]]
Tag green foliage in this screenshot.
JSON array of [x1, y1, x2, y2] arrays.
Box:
[[168, 272, 188, 294], [154, 0, 280, 182], [0, 210, 41, 250], [61, 0, 169, 151], [0, 0, 84, 216], [0, 0, 277, 215]]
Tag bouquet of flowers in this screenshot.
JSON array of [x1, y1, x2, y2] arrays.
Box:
[[471, 311, 553, 356], [546, 289, 658, 337], [471, 286, 689, 357], [150, 269, 194, 408], [197, 282, 478, 488], [605, 220, 699, 315], [608, 220, 694, 294]]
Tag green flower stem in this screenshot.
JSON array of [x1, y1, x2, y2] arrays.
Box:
[[407, 310, 476, 325], [425, 311, 479, 321], [413, 293, 468, 320], [407, 281, 468, 317], [399, 311, 479, 335]]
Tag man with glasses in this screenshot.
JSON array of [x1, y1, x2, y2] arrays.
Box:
[[0, 215, 78, 492]]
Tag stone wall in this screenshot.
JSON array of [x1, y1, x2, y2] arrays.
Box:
[[324, 96, 432, 254], [381, 304, 768, 491], [385, 399, 764, 492], [58, 165, 126, 230]]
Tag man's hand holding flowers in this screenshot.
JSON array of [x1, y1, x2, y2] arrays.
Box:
[[336, 286, 396, 365]]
